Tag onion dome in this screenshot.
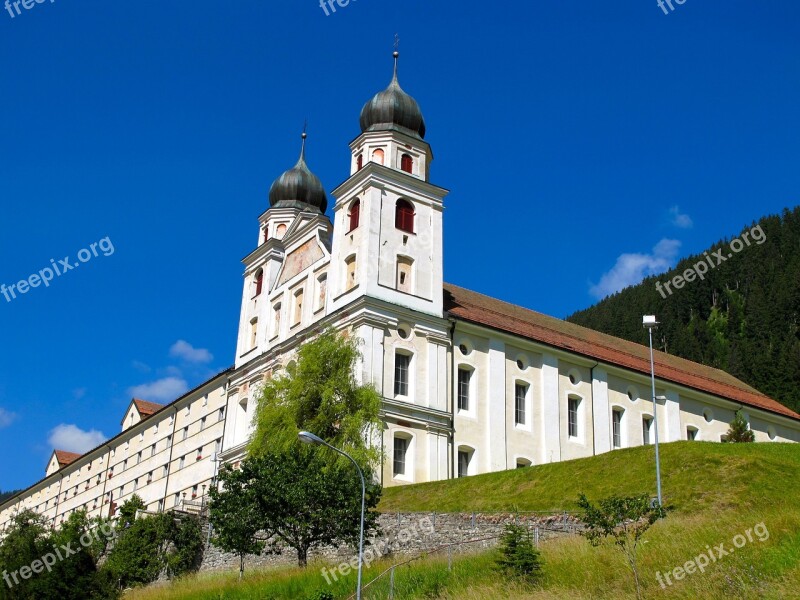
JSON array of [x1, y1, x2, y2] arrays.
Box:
[[268, 132, 327, 213], [359, 51, 426, 139]]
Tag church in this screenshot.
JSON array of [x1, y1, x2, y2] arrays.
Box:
[[2, 52, 799, 533]]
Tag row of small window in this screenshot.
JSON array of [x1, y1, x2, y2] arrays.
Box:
[[347, 198, 415, 234], [455, 369, 531, 425], [248, 277, 328, 348], [355, 149, 414, 174], [110, 409, 224, 475], [56, 439, 222, 503], [392, 437, 476, 479]]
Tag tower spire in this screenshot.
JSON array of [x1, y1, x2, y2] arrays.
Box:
[[298, 121, 308, 164], [392, 34, 400, 82]]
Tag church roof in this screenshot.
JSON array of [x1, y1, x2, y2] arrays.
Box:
[[268, 133, 328, 214], [443, 283, 800, 422], [53, 450, 82, 468], [132, 398, 164, 418], [359, 52, 426, 139]]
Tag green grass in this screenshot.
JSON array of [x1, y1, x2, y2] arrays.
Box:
[[379, 441, 800, 514], [127, 442, 800, 599]]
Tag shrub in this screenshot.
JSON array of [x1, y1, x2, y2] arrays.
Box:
[[496, 522, 543, 584]]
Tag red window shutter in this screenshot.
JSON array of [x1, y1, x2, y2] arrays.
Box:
[[255, 271, 263, 296], [356, 154, 363, 170], [401, 154, 413, 173], [396, 200, 414, 233], [349, 201, 360, 231]]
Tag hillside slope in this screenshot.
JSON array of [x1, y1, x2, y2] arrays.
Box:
[[567, 207, 800, 413]]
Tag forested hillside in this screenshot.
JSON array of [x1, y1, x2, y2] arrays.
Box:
[[568, 207, 800, 413], [0, 490, 20, 504]]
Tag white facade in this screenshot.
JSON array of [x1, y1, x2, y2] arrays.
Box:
[[3, 57, 800, 533]]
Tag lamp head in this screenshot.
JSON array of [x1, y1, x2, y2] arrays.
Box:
[[298, 431, 324, 445], [643, 315, 659, 328]]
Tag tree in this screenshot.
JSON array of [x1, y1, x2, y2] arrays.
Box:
[[236, 328, 384, 567], [101, 496, 203, 587], [496, 522, 543, 584], [725, 410, 755, 443], [234, 450, 381, 567], [577, 494, 665, 600], [250, 328, 383, 468], [208, 465, 267, 579], [0, 510, 51, 600]]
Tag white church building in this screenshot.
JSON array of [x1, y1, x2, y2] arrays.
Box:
[[3, 52, 800, 532]]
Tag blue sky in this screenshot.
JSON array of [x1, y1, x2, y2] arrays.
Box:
[[1, 0, 799, 491]]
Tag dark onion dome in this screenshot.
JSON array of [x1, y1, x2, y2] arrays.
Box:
[[268, 133, 327, 213], [359, 51, 426, 139]]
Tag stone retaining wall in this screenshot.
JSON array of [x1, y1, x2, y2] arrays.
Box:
[[200, 511, 582, 572]]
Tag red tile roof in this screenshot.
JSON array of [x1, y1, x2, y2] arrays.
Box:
[[54, 450, 82, 467], [444, 283, 800, 422], [132, 398, 165, 418]]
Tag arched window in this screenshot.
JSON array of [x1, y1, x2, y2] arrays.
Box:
[[400, 153, 413, 173], [356, 154, 363, 170], [254, 269, 263, 297], [371, 148, 384, 165], [395, 199, 415, 233], [348, 199, 360, 232]]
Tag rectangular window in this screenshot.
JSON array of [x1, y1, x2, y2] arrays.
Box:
[[393, 437, 408, 476], [458, 450, 470, 478], [612, 410, 622, 448], [163, 465, 169, 477], [514, 383, 527, 425], [183, 427, 188, 441], [292, 289, 304, 326], [643, 417, 652, 445], [568, 398, 579, 438], [151, 444, 156, 457], [137, 452, 142, 465], [457, 368, 471, 411], [201, 417, 206, 431], [179, 456, 185, 469], [394, 353, 410, 396], [215, 438, 222, 454], [687, 427, 697, 441], [166, 435, 172, 449], [218, 407, 225, 422]]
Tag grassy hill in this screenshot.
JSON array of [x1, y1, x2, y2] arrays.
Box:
[[128, 442, 800, 599], [567, 207, 800, 414]]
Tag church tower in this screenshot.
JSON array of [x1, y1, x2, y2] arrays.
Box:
[[234, 133, 332, 368], [328, 52, 449, 318]]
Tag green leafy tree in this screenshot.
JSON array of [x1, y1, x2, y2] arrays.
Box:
[[496, 522, 543, 584], [250, 328, 382, 468], [208, 465, 268, 579], [234, 450, 381, 567], [0, 510, 51, 600], [577, 494, 665, 600], [726, 410, 755, 443], [102, 496, 203, 587]]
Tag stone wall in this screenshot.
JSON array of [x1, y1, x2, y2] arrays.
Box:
[[200, 511, 581, 572]]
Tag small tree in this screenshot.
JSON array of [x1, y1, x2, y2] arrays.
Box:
[[240, 450, 381, 567], [209, 465, 268, 579], [496, 522, 543, 584], [725, 410, 755, 443], [577, 494, 665, 600]]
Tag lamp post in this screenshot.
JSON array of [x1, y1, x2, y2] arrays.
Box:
[[299, 431, 366, 600], [643, 315, 663, 507]]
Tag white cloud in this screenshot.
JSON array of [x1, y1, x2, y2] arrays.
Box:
[[169, 340, 213, 364], [132, 360, 152, 373], [0, 408, 15, 429], [668, 205, 693, 229], [590, 239, 681, 299], [48, 424, 106, 453], [128, 377, 188, 403]]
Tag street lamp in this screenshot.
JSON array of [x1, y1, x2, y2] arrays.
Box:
[[643, 315, 663, 507], [298, 431, 366, 600]]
